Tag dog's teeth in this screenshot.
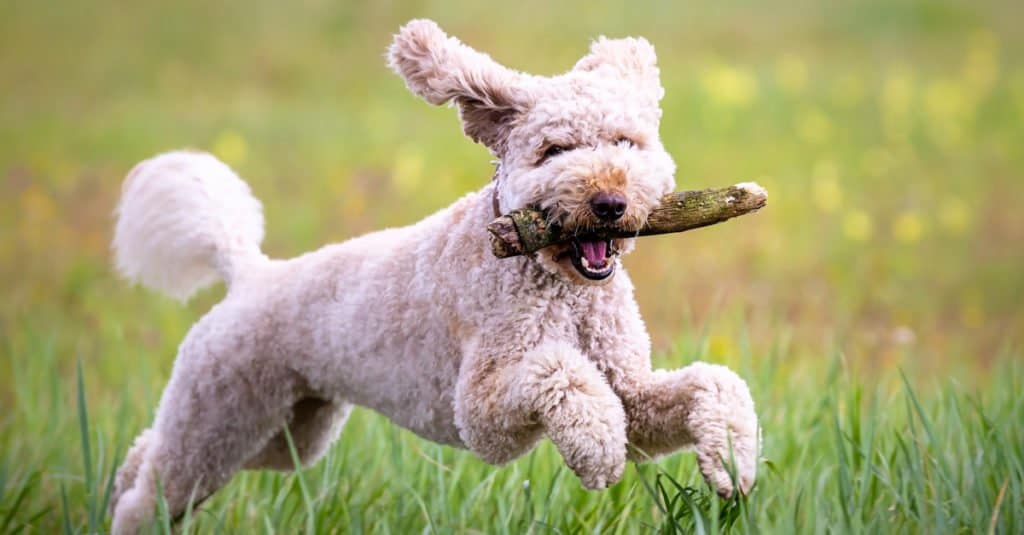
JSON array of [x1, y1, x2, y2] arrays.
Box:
[[581, 257, 590, 269]]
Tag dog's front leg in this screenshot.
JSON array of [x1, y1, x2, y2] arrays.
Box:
[[583, 298, 759, 497], [455, 339, 628, 490], [619, 363, 759, 497]]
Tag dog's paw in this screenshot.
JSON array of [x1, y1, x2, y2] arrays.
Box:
[[569, 440, 627, 490], [555, 403, 628, 490], [694, 434, 758, 498], [680, 363, 759, 498], [552, 420, 627, 490]]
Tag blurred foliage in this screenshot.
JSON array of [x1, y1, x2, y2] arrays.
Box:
[[1, 0, 1023, 530]]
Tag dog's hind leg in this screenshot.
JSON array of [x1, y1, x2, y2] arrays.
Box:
[[110, 354, 296, 534], [456, 339, 628, 490], [244, 398, 352, 471], [108, 428, 153, 517]]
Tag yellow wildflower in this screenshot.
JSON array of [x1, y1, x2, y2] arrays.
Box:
[[964, 29, 999, 96], [842, 210, 873, 241], [923, 79, 973, 147], [831, 73, 865, 108], [881, 70, 915, 142], [775, 55, 808, 95], [882, 70, 915, 115], [812, 160, 842, 213], [938, 197, 971, 235], [924, 79, 972, 121], [797, 108, 833, 145], [708, 334, 735, 359], [213, 130, 248, 166], [391, 145, 424, 195], [891, 211, 926, 243], [700, 63, 758, 109], [861, 147, 894, 177]]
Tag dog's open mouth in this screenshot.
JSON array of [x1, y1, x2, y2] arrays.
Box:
[[568, 237, 617, 280]]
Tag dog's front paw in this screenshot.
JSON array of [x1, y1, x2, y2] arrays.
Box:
[[567, 439, 627, 490], [550, 412, 628, 490], [695, 434, 757, 498], [683, 363, 760, 498]]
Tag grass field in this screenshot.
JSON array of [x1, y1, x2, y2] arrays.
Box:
[[2, 1, 1023, 532]]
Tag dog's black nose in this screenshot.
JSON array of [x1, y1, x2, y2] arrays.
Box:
[[590, 192, 627, 222]]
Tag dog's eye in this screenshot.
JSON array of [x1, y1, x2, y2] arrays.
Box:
[[616, 137, 637, 148], [542, 145, 569, 162]]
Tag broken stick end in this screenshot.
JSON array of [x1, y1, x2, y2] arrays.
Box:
[[487, 217, 525, 258], [733, 181, 768, 203]]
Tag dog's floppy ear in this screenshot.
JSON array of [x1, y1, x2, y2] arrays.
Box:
[[574, 37, 664, 103], [388, 19, 530, 156]]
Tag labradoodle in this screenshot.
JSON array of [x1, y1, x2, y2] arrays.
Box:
[[109, 19, 759, 533]]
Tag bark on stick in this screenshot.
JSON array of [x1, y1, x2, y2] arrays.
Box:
[[487, 182, 768, 258]]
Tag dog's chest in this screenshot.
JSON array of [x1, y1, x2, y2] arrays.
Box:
[[509, 281, 608, 349]]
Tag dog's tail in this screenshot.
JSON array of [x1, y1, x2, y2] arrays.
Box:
[[112, 150, 267, 301]]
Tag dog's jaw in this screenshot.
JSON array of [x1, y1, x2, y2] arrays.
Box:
[[567, 237, 617, 280], [533, 237, 636, 286]]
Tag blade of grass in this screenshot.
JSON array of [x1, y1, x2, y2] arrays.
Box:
[[0, 469, 40, 528], [59, 483, 73, 535], [986, 477, 1009, 535], [76, 358, 97, 534], [155, 477, 173, 535], [0, 470, 39, 534], [281, 426, 316, 535], [99, 458, 119, 528]]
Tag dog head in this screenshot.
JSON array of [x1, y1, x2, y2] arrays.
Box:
[[389, 20, 676, 284]]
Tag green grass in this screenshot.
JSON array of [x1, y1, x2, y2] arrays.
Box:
[[2, 0, 1023, 532], [3, 328, 1021, 533]]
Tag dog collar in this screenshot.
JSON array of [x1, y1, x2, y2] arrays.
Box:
[[491, 161, 502, 218]]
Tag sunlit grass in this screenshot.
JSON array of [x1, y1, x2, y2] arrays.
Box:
[[2, 328, 1021, 533]]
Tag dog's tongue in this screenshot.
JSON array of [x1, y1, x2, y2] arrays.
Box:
[[580, 240, 607, 266]]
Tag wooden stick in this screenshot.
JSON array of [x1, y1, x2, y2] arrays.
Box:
[[487, 182, 768, 258]]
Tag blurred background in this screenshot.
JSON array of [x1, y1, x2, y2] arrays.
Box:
[[3, 0, 1021, 370], [3, 0, 1024, 489]]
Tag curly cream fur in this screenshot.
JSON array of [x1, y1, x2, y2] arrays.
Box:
[[109, 19, 759, 534]]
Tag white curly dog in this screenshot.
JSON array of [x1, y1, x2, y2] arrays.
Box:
[[109, 19, 759, 533]]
